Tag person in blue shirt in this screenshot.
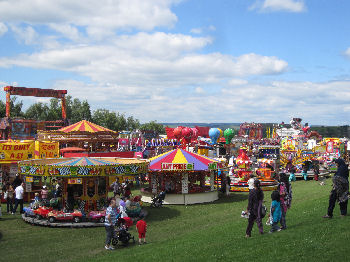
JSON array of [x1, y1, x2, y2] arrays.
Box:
[[104, 199, 117, 250], [269, 190, 282, 233]]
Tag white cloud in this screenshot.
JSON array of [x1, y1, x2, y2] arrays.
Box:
[[195, 87, 204, 94], [0, 0, 178, 33], [228, 79, 248, 86], [0, 22, 8, 36], [0, 34, 288, 85], [190, 28, 202, 34], [10, 24, 38, 45], [45, 78, 350, 125], [250, 0, 306, 13], [345, 47, 350, 58]]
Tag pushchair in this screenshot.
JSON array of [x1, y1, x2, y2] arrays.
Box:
[[111, 218, 136, 247], [150, 191, 166, 208]]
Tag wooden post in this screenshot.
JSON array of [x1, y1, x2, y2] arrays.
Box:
[[6, 91, 10, 117], [61, 96, 67, 120]]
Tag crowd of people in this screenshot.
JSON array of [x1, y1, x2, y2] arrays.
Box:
[[104, 180, 147, 251], [244, 158, 349, 237]]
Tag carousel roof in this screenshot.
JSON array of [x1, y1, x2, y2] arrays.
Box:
[[18, 157, 148, 177], [149, 148, 221, 171], [58, 120, 115, 133]]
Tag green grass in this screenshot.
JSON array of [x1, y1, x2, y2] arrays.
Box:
[[1, 179, 349, 262]]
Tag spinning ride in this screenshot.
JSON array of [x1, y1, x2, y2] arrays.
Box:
[[230, 149, 278, 192]]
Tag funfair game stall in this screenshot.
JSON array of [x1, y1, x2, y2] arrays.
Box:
[[141, 148, 222, 205]]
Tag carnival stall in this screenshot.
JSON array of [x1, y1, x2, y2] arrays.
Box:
[[18, 157, 148, 212], [141, 148, 222, 205]]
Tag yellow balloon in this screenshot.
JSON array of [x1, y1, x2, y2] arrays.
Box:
[[218, 128, 223, 138]]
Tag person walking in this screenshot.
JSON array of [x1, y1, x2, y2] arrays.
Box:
[[104, 199, 118, 250], [245, 179, 264, 237], [323, 158, 349, 218], [13, 182, 24, 214]]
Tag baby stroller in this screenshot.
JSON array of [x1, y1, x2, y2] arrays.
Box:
[[111, 218, 135, 247], [150, 191, 166, 207]]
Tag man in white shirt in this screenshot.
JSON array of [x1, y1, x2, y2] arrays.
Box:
[[13, 182, 24, 214], [248, 174, 256, 191]]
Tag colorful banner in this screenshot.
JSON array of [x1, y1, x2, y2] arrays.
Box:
[[19, 163, 147, 177], [161, 163, 194, 171], [34, 141, 59, 159], [0, 140, 34, 162]]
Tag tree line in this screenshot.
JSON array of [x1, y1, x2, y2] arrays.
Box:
[[0, 96, 165, 133]]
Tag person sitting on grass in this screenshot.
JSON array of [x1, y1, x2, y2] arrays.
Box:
[[136, 215, 147, 245], [268, 190, 282, 233]]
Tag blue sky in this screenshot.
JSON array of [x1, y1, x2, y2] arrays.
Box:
[[0, 0, 349, 125]]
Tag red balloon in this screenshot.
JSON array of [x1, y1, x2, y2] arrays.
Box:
[[191, 128, 199, 139], [173, 127, 183, 140], [182, 127, 193, 141]]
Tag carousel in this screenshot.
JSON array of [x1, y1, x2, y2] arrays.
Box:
[[141, 148, 222, 205], [18, 157, 148, 212]]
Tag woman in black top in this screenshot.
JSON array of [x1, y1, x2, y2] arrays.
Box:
[[323, 158, 349, 218], [246, 179, 264, 237]]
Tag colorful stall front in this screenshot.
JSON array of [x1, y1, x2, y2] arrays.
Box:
[[18, 157, 148, 211], [142, 148, 222, 205]]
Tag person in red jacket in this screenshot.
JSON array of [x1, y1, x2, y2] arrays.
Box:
[[136, 216, 147, 245]]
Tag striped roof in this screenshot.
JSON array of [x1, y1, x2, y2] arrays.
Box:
[[58, 120, 115, 133], [149, 148, 221, 171]]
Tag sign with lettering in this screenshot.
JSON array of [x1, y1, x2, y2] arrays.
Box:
[[161, 163, 194, 171], [68, 178, 82, 184], [34, 141, 59, 159], [25, 176, 33, 183], [0, 141, 34, 162], [208, 162, 218, 170]]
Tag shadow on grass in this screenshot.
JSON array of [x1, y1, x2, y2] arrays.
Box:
[[0, 216, 18, 221], [0, 232, 2, 241], [143, 206, 181, 223]]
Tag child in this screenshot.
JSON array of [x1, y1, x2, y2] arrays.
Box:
[[34, 192, 40, 202], [136, 216, 147, 245], [289, 167, 296, 182], [269, 190, 282, 233], [278, 173, 291, 230]]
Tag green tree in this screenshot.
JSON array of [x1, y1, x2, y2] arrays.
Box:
[[140, 121, 165, 134], [25, 102, 49, 120], [10, 96, 24, 118], [0, 100, 6, 118]]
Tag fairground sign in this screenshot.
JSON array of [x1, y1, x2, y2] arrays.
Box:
[[161, 163, 194, 171]]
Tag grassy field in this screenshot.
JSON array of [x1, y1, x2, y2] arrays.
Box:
[[0, 179, 349, 262]]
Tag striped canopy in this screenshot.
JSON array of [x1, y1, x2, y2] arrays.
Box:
[[50, 157, 118, 166], [149, 148, 221, 171], [58, 120, 115, 133]]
